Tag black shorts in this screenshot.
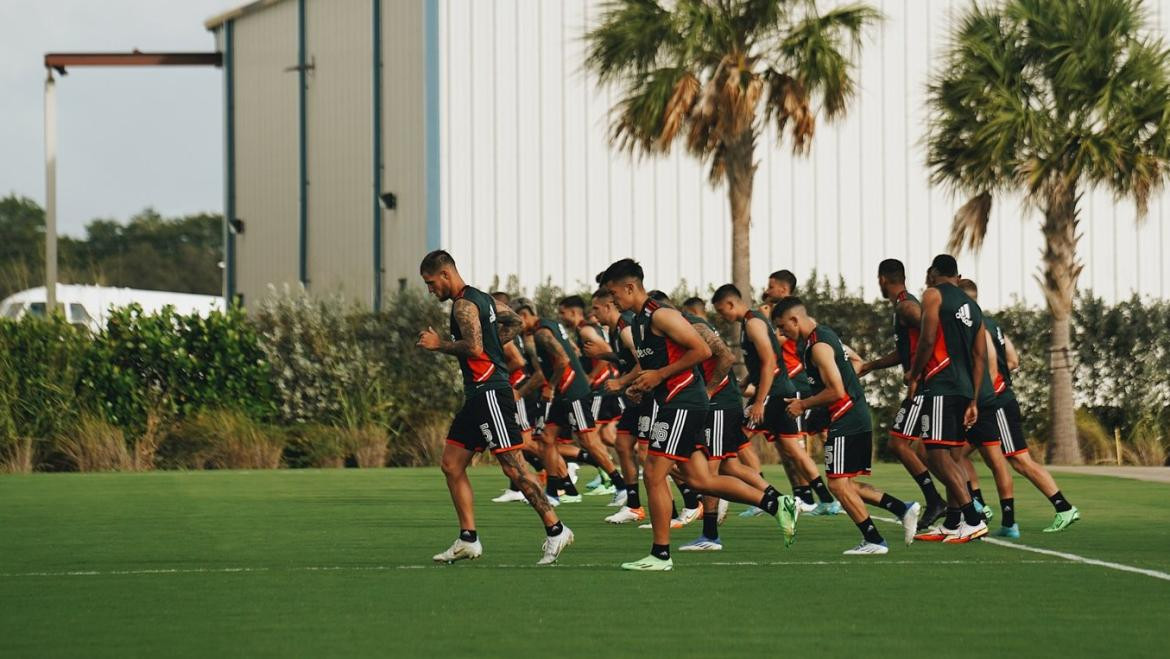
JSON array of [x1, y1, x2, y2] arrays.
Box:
[[617, 397, 640, 435], [994, 399, 1029, 457], [532, 399, 550, 437], [636, 398, 659, 444], [918, 394, 969, 448], [515, 396, 538, 432], [890, 395, 925, 441], [825, 431, 872, 478], [965, 404, 1003, 448], [546, 397, 596, 435], [445, 388, 523, 454], [592, 394, 625, 425], [705, 407, 750, 460], [804, 406, 829, 435], [743, 395, 803, 440], [647, 406, 708, 462]]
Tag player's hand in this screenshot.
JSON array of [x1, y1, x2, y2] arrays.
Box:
[[857, 362, 870, 377], [625, 388, 642, 403], [583, 339, 607, 358], [963, 401, 979, 428], [417, 326, 442, 350], [784, 397, 803, 418], [632, 369, 664, 393], [604, 378, 623, 394], [749, 399, 766, 425], [905, 379, 919, 402]]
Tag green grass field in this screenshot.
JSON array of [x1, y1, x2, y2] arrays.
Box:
[[2, 465, 1168, 658]]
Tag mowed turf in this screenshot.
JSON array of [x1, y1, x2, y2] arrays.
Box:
[[2, 465, 1168, 658]]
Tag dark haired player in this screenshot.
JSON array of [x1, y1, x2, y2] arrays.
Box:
[[773, 297, 920, 553], [416, 250, 572, 565], [600, 259, 797, 571]]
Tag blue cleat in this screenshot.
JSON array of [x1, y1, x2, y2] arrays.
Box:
[[995, 523, 1020, 539]]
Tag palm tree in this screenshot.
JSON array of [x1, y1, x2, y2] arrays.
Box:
[[585, 0, 880, 297], [927, 0, 1170, 464]]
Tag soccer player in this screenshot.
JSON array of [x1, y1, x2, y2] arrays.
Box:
[[774, 297, 921, 554], [681, 296, 708, 317], [512, 299, 629, 505], [906, 254, 990, 544], [958, 279, 1080, 535], [857, 259, 948, 529], [712, 284, 839, 513], [415, 251, 572, 565], [600, 259, 798, 571]]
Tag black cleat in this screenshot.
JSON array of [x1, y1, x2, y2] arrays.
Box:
[[917, 500, 947, 531]]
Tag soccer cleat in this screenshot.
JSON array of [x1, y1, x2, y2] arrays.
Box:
[[607, 489, 628, 508], [605, 506, 646, 524], [943, 520, 989, 544], [843, 540, 889, 556], [717, 499, 729, 526], [973, 498, 994, 522], [620, 555, 673, 571], [543, 494, 561, 508], [914, 525, 959, 543], [900, 501, 921, 546], [559, 493, 583, 504], [537, 526, 574, 565], [917, 500, 948, 531], [1042, 507, 1080, 533], [995, 524, 1021, 539], [809, 501, 844, 516], [567, 463, 580, 484], [584, 473, 604, 491], [670, 507, 702, 528], [776, 494, 799, 547], [679, 536, 723, 551], [491, 489, 526, 503], [796, 499, 818, 515], [738, 506, 766, 518], [433, 538, 483, 563], [585, 483, 616, 496]]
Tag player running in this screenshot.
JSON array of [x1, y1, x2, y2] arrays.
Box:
[[415, 251, 572, 565], [857, 259, 948, 529], [957, 279, 1080, 536], [600, 260, 798, 571], [906, 255, 991, 544], [773, 297, 921, 554]]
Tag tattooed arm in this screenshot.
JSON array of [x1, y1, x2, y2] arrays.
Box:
[[417, 298, 481, 358], [494, 299, 524, 344], [692, 321, 733, 399]]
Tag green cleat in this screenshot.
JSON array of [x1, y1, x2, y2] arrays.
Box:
[[620, 555, 673, 571], [775, 494, 799, 547], [559, 494, 583, 504], [1042, 507, 1080, 533]]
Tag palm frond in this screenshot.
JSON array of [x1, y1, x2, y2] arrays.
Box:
[[585, 0, 681, 84], [946, 192, 993, 254], [611, 67, 692, 154], [775, 4, 881, 120]]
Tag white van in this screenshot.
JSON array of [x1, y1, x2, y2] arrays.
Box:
[[0, 285, 223, 332]]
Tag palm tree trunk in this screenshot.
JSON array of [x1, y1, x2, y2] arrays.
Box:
[[724, 131, 757, 297], [1040, 180, 1083, 464]]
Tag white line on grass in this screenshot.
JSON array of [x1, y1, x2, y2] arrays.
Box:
[[872, 515, 1170, 583]]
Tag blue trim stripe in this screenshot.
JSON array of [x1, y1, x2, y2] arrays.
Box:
[[224, 20, 237, 304], [372, 0, 384, 310], [297, 0, 309, 286], [424, 0, 440, 251]]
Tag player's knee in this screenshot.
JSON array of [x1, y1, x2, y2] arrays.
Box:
[[440, 456, 463, 478], [826, 477, 848, 495]]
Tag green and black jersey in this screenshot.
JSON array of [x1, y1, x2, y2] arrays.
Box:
[[802, 323, 871, 436], [610, 311, 638, 375], [450, 285, 512, 398], [983, 315, 1016, 404], [893, 290, 921, 372], [575, 321, 613, 391], [683, 310, 742, 412], [740, 308, 797, 398], [632, 298, 708, 410], [530, 318, 591, 402], [920, 282, 984, 400]]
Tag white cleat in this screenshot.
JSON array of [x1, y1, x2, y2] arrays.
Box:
[[544, 494, 561, 508], [843, 541, 889, 556], [943, 520, 989, 544], [901, 501, 921, 546], [678, 536, 723, 551], [607, 489, 628, 508], [796, 499, 818, 514], [537, 526, 574, 565], [567, 463, 580, 484], [671, 506, 702, 528], [605, 506, 646, 524], [491, 489, 526, 503], [433, 538, 483, 563], [717, 499, 729, 526]]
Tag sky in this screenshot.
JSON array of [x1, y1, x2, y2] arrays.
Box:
[[0, 0, 236, 236]]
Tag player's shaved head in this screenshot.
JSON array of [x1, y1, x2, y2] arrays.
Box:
[[768, 270, 797, 293], [958, 278, 978, 299], [771, 296, 805, 321], [771, 296, 807, 341], [490, 291, 511, 303], [711, 284, 742, 305], [878, 259, 905, 283], [647, 290, 671, 303], [419, 249, 456, 275], [558, 295, 586, 310], [930, 254, 959, 278], [599, 258, 644, 285]]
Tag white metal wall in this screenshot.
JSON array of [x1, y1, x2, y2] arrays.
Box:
[[439, 0, 1170, 308]]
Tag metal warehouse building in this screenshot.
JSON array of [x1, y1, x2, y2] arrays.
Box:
[[207, 0, 1170, 310]]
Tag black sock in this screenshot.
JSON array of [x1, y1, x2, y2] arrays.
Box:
[[574, 449, 595, 467], [856, 518, 884, 544], [678, 482, 701, 509], [879, 493, 908, 518], [651, 543, 670, 560], [562, 477, 579, 496], [507, 480, 520, 492], [810, 477, 834, 503], [759, 488, 780, 515], [545, 521, 564, 537], [702, 512, 719, 540], [608, 470, 627, 490], [627, 484, 642, 509], [1001, 498, 1015, 527], [1048, 491, 1072, 512], [944, 507, 962, 530], [460, 529, 477, 542], [913, 470, 943, 505], [961, 501, 983, 525], [545, 479, 558, 498], [793, 485, 815, 505], [968, 484, 986, 507], [527, 454, 544, 471], [764, 485, 781, 500]]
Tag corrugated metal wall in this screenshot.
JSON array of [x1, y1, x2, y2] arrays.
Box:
[[439, 0, 1170, 308], [232, 0, 300, 305]]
